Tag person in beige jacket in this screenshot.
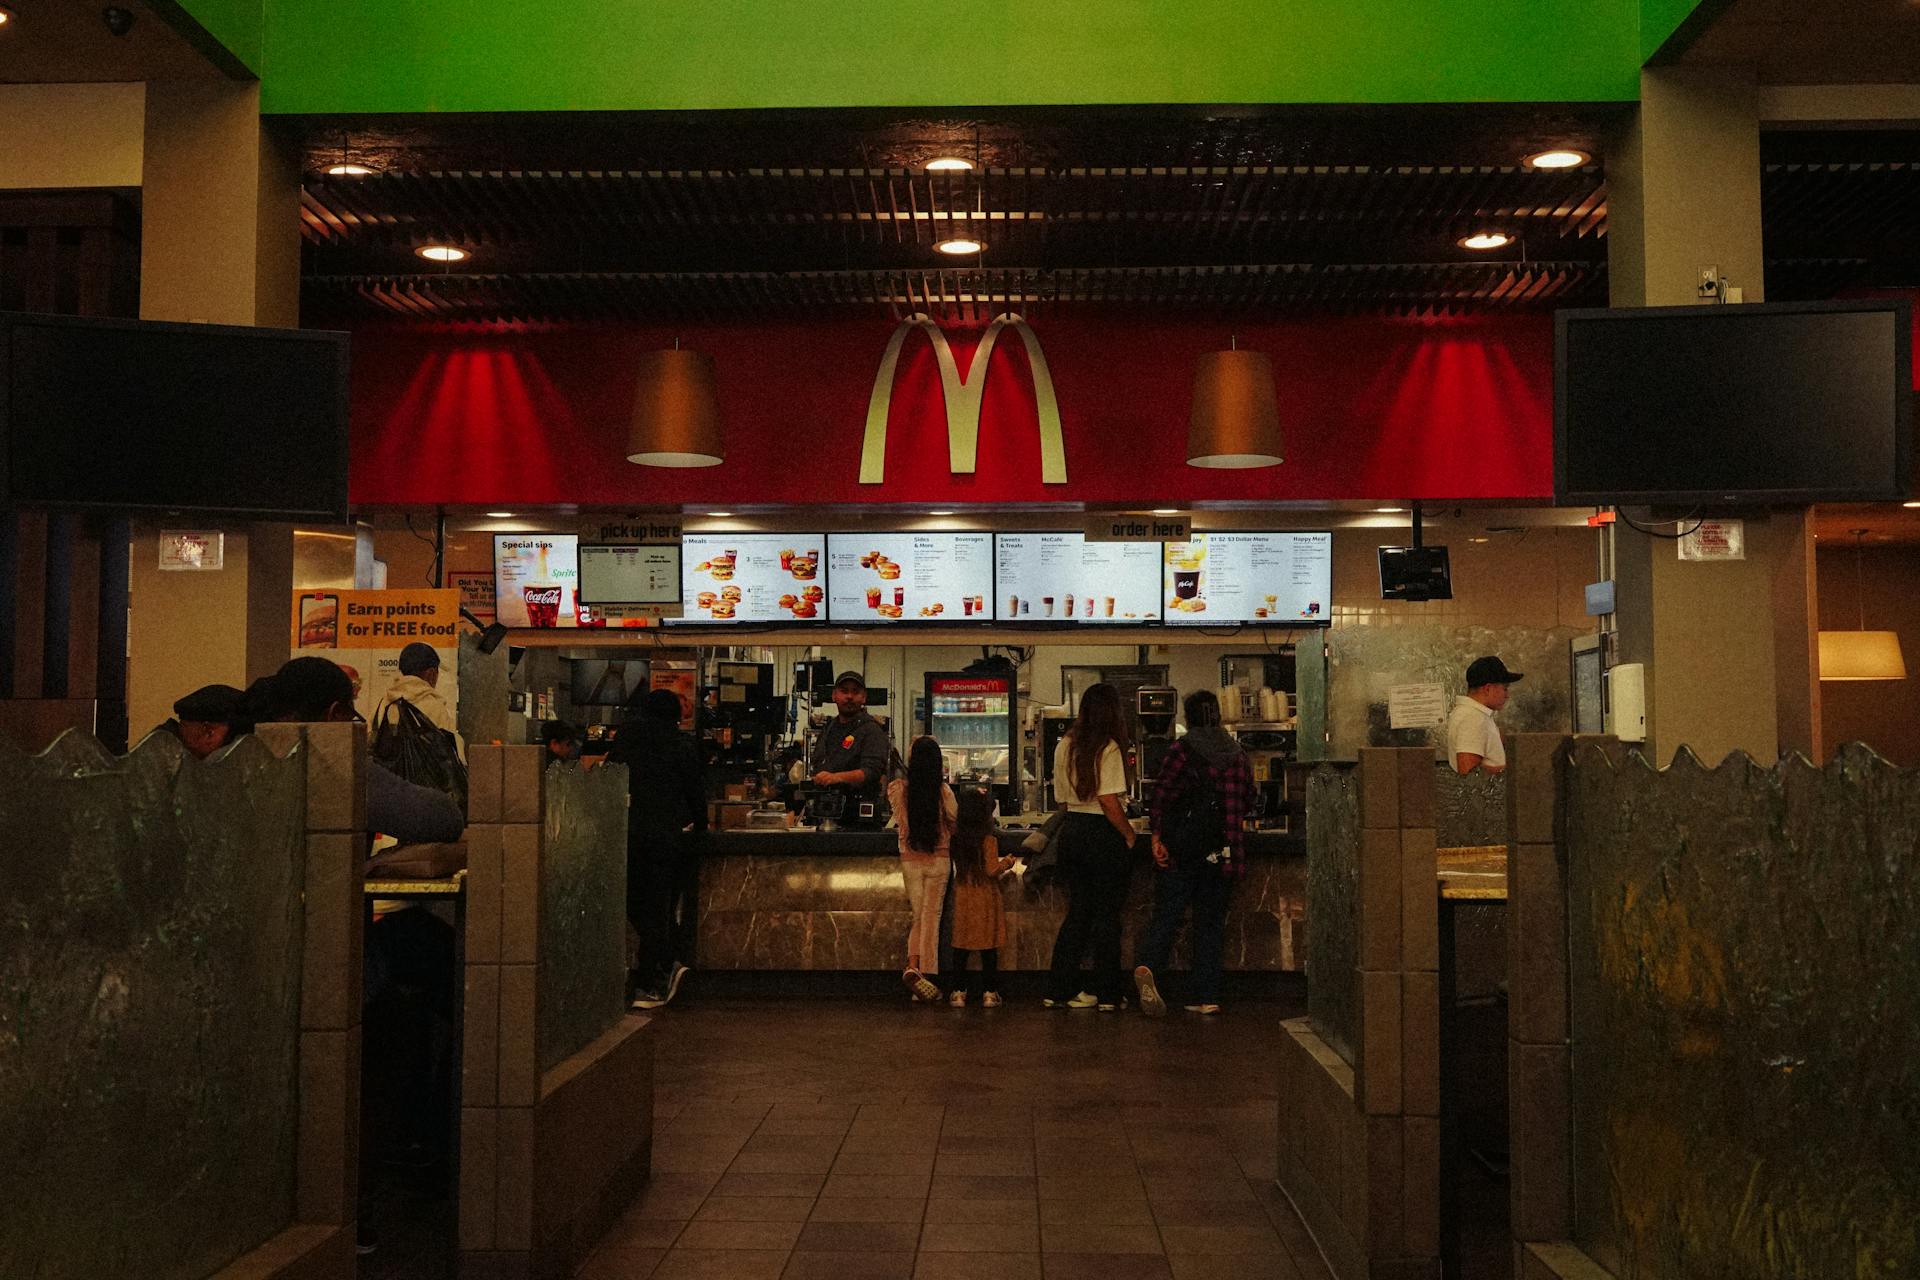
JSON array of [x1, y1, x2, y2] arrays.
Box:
[[373, 642, 465, 760]]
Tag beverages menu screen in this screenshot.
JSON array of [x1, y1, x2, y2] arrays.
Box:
[[678, 533, 827, 623], [494, 534, 580, 628], [1163, 532, 1332, 625], [993, 533, 1163, 623], [826, 533, 993, 622]]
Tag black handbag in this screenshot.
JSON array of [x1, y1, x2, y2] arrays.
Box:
[[372, 698, 469, 812], [1162, 760, 1226, 865]]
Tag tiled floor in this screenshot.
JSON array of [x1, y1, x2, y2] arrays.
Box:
[[576, 993, 1330, 1280]]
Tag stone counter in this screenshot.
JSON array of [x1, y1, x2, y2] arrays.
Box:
[[695, 828, 1306, 972]]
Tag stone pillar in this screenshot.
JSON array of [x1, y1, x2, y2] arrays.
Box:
[[1606, 67, 1820, 766]]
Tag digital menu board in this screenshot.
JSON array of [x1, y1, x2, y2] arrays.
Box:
[[578, 543, 682, 604], [993, 533, 1162, 623], [826, 533, 993, 622], [1162, 532, 1332, 625], [493, 534, 580, 628], [678, 533, 827, 623]]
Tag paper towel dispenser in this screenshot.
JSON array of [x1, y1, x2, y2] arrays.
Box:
[[1606, 662, 1646, 743]]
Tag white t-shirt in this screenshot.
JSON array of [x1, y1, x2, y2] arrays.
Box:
[[1053, 736, 1127, 812], [1445, 695, 1504, 770]]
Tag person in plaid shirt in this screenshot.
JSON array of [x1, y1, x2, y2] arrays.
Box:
[[1133, 689, 1254, 1016]]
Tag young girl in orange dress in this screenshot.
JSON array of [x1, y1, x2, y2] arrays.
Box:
[[946, 788, 1019, 1007]]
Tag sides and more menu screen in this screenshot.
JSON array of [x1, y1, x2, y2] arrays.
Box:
[[1163, 532, 1332, 624], [494, 534, 580, 628], [993, 533, 1163, 623], [678, 533, 827, 623], [826, 533, 994, 622]]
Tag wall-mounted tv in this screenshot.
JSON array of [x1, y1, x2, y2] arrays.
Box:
[[676, 532, 827, 624], [826, 532, 994, 622], [1161, 532, 1332, 625], [0, 312, 351, 520], [993, 532, 1162, 623], [494, 534, 580, 628], [1554, 300, 1912, 504], [1379, 545, 1452, 602]]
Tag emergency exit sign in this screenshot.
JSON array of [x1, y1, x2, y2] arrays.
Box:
[[1085, 512, 1190, 542]]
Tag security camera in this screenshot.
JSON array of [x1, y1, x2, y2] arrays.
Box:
[[102, 6, 135, 36]]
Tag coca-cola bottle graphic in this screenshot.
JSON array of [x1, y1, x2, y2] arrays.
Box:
[[522, 585, 563, 628]]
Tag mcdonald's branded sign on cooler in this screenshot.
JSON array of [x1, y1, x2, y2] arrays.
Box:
[[859, 312, 1067, 485]]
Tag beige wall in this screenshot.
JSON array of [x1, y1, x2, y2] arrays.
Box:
[[1818, 544, 1920, 766], [0, 84, 145, 189]]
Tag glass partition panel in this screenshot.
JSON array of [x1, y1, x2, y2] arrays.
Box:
[[1566, 742, 1920, 1278], [0, 732, 306, 1279], [539, 759, 630, 1074], [1305, 763, 1360, 1065]]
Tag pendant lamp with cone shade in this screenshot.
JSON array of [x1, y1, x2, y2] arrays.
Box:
[[1187, 340, 1283, 469], [1819, 529, 1906, 681], [626, 346, 724, 467]]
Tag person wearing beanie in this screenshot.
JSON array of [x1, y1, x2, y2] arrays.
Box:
[[371, 642, 464, 759], [607, 684, 708, 1008]]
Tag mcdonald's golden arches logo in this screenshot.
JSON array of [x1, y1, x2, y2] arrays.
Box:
[[858, 312, 1067, 484]]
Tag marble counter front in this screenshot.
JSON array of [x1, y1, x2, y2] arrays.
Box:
[[696, 829, 1306, 973]]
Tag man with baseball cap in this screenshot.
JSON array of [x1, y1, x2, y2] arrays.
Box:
[[1447, 655, 1523, 774], [810, 671, 891, 802]]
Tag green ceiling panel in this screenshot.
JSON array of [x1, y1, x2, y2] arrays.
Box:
[[170, 0, 262, 76], [1641, 0, 1713, 62], [250, 0, 1649, 115]]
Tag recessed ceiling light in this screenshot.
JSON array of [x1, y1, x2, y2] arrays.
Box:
[[326, 163, 376, 177], [925, 156, 974, 172], [928, 510, 956, 516], [1374, 507, 1408, 513], [416, 243, 468, 262], [705, 511, 734, 518], [485, 511, 515, 518], [935, 237, 984, 255], [0, 7, 16, 27], [1459, 232, 1513, 251], [1525, 149, 1589, 170], [1469, 536, 1491, 543], [1904, 501, 1920, 509], [1150, 509, 1180, 515]]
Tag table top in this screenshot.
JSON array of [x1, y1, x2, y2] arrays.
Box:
[[365, 869, 467, 897], [1436, 845, 1507, 901]]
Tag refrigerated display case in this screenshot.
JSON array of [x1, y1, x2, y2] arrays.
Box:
[[924, 671, 1018, 810]]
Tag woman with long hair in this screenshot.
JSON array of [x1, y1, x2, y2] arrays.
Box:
[[886, 735, 956, 1002], [1044, 682, 1138, 1010], [945, 788, 1018, 1008]]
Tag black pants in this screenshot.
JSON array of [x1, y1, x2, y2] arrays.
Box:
[[952, 948, 1000, 999], [1136, 859, 1234, 1004], [1046, 813, 1135, 1004], [628, 833, 698, 990]]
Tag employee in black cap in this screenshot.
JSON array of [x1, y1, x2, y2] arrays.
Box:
[[810, 671, 891, 800], [1447, 655, 1523, 774]]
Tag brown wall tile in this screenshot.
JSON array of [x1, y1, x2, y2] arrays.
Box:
[[460, 1106, 500, 1251], [1359, 748, 1401, 830], [1510, 843, 1569, 1046], [468, 743, 504, 823], [296, 1026, 358, 1225], [495, 1106, 536, 1252], [1358, 969, 1403, 1116], [1509, 1042, 1571, 1242], [1360, 827, 1403, 973], [1400, 971, 1440, 1119], [1402, 1116, 1440, 1259], [502, 744, 544, 824], [300, 832, 362, 1032], [303, 721, 366, 833], [1399, 827, 1438, 973], [1364, 1116, 1404, 1256], [498, 964, 539, 1108], [1396, 750, 1436, 829], [465, 823, 504, 964], [464, 964, 502, 1107], [500, 825, 541, 965], [1505, 734, 1565, 847]]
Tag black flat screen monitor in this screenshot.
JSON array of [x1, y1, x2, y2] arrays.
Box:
[[1378, 546, 1452, 602], [1554, 300, 1911, 504], [0, 312, 351, 520], [569, 658, 648, 706]]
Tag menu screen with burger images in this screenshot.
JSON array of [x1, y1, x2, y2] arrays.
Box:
[[678, 533, 828, 623], [494, 534, 581, 628], [1162, 532, 1332, 625], [825, 533, 994, 623], [992, 533, 1163, 624]]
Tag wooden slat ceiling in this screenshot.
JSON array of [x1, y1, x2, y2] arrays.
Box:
[[296, 106, 1616, 324]]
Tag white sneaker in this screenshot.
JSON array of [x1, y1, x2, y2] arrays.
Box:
[[664, 962, 691, 1004], [982, 992, 1003, 1008], [949, 990, 968, 1007], [1133, 965, 1167, 1017], [1183, 1003, 1223, 1016], [904, 969, 941, 1002], [1043, 991, 1099, 1010], [630, 990, 667, 1010], [1097, 996, 1128, 1012]]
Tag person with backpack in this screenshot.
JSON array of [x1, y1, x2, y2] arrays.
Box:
[[1132, 689, 1253, 1017], [373, 643, 465, 759], [608, 688, 708, 1009]]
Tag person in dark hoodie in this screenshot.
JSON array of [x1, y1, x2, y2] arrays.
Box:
[[1132, 689, 1255, 1017], [607, 687, 707, 1009]]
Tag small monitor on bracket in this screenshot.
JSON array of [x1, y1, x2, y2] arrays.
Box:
[[1379, 546, 1452, 602]]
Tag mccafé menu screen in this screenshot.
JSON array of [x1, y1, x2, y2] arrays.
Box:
[[494, 534, 580, 628], [826, 533, 994, 623], [678, 533, 828, 623], [1162, 532, 1332, 625], [993, 533, 1162, 623]]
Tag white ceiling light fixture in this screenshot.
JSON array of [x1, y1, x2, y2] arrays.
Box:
[[1459, 231, 1513, 251], [935, 237, 984, 256], [416, 244, 468, 263], [1819, 529, 1907, 681], [1524, 149, 1589, 170], [485, 511, 515, 518], [327, 162, 377, 177], [925, 156, 974, 172], [705, 511, 734, 518]]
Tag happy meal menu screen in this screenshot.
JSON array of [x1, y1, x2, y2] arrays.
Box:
[[679, 533, 827, 623]]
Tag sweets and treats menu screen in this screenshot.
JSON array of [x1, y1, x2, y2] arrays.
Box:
[[679, 533, 827, 623], [1163, 532, 1332, 624], [826, 533, 993, 622], [494, 534, 580, 628], [993, 533, 1162, 623]]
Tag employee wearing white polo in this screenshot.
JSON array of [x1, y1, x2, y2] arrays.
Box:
[[1446, 655, 1523, 774]]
